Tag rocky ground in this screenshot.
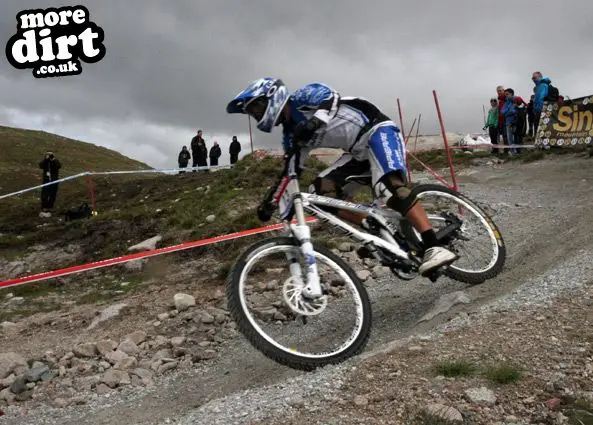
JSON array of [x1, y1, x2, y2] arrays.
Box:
[[259, 278, 593, 425], [0, 152, 591, 424]]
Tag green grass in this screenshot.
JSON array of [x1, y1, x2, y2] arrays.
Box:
[[0, 124, 152, 195], [432, 360, 477, 378], [313, 237, 340, 251], [557, 397, 593, 425], [0, 301, 61, 322], [482, 362, 522, 384], [409, 149, 491, 172], [0, 151, 316, 264], [431, 359, 522, 385]]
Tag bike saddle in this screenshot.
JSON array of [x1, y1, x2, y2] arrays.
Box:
[[345, 174, 372, 185]]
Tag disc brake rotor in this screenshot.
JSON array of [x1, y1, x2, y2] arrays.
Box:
[[282, 276, 327, 316]]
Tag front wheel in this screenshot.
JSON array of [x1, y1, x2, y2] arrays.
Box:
[[400, 184, 506, 285], [226, 236, 372, 371]]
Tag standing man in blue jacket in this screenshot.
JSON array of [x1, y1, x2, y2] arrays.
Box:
[[501, 88, 518, 155], [532, 72, 552, 134]]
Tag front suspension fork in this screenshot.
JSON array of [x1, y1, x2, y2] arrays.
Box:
[[283, 195, 323, 299]]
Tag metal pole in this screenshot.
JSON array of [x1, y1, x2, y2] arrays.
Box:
[[404, 118, 417, 145], [413, 113, 422, 153], [404, 117, 416, 183], [397, 98, 406, 140], [482, 104, 487, 128], [248, 115, 254, 154], [433, 90, 458, 191]]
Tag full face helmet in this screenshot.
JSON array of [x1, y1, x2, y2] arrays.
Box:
[[226, 77, 289, 133]]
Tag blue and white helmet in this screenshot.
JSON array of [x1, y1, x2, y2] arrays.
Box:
[[226, 78, 290, 133]]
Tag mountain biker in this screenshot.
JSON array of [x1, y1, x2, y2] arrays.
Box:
[[226, 77, 457, 277]]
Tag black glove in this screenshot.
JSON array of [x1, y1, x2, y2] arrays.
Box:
[[293, 117, 323, 146], [257, 200, 276, 222]]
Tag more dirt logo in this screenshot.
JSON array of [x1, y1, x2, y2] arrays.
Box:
[[5, 5, 106, 78]]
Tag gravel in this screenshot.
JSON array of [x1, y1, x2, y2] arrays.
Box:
[[3, 155, 592, 425]]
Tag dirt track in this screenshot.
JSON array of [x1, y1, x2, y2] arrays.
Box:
[[5, 153, 593, 425]]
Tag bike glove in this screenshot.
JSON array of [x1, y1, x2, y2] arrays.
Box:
[[257, 200, 276, 222], [293, 116, 323, 146]]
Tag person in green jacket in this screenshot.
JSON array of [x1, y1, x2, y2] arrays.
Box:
[[483, 98, 500, 155]]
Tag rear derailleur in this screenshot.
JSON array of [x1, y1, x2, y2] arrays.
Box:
[[357, 216, 419, 281]]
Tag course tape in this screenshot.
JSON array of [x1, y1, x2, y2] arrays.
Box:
[[0, 217, 317, 290], [452, 143, 537, 150], [0, 164, 235, 200]]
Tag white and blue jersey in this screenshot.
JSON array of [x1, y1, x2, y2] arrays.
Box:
[[282, 83, 408, 187]]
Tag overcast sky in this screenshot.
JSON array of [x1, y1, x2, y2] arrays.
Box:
[[1, 0, 591, 169]]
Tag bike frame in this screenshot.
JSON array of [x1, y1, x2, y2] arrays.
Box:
[[273, 170, 412, 300]]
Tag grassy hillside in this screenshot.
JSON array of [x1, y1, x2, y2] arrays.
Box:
[[0, 125, 152, 195], [0, 125, 583, 274]]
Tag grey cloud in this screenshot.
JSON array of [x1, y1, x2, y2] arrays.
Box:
[[0, 0, 592, 166]]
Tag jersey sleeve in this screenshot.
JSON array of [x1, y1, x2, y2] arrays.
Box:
[[291, 83, 340, 124], [282, 121, 294, 153]]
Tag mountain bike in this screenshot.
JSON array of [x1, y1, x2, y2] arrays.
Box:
[[226, 153, 506, 371]]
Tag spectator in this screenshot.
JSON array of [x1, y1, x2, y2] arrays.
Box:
[[527, 90, 536, 137], [501, 88, 518, 155], [209, 141, 222, 166], [39, 151, 61, 215], [190, 130, 208, 170], [229, 136, 241, 165], [177, 145, 191, 174], [496, 85, 508, 146], [483, 98, 500, 155], [513, 96, 528, 151], [532, 71, 552, 133]]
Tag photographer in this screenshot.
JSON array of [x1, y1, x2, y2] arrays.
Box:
[[39, 151, 62, 215]]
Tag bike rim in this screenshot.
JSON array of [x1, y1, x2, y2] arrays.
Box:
[[238, 245, 365, 359], [414, 190, 500, 274]]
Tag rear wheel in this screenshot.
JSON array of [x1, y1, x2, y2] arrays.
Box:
[[400, 184, 506, 284]]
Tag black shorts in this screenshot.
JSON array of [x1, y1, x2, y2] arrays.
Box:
[[319, 154, 369, 184]]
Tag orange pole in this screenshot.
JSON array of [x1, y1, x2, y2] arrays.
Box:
[[433, 90, 458, 191]]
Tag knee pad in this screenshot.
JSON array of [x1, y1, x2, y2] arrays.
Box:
[[375, 173, 418, 216], [312, 177, 343, 198], [311, 177, 343, 214]]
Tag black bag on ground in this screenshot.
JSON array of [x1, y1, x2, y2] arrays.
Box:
[[64, 203, 93, 221]]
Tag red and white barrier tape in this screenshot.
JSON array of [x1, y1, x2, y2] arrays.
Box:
[[0, 217, 317, 290]]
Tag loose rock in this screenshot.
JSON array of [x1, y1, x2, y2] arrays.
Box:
[[10, 375, 27, 394], [174, 293, 196, 311], [102, 369, 131, 388], [125, 331, 148, 345], [424, 403, 463, 422], [118, 339, 139, 356], [464, 387, 497, 406], [96, 340, 117, 357], [24, 364, 50, 383], [356, 270, 371, 281], [0, 352, 27, 379]]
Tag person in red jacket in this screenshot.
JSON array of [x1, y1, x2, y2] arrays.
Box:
[[496, 85, 507, 148]]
